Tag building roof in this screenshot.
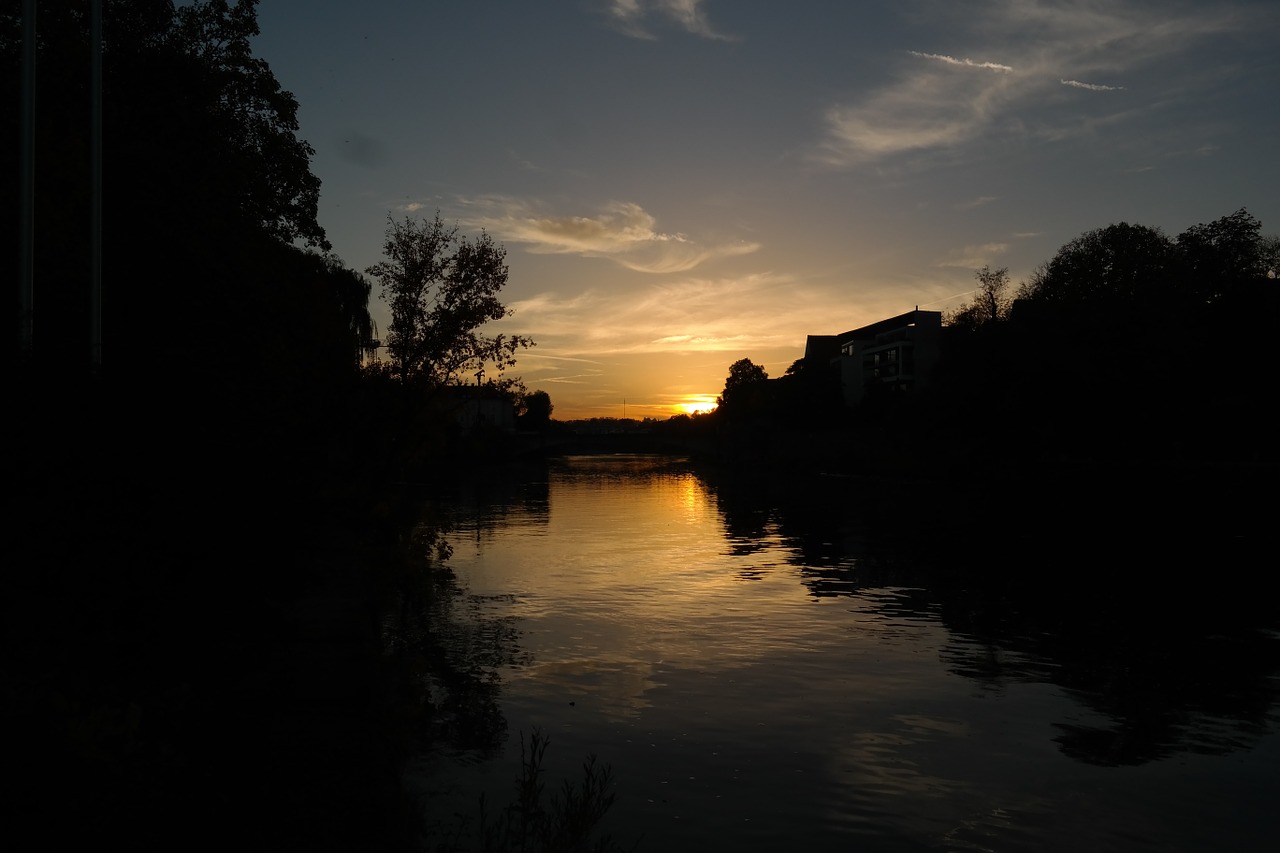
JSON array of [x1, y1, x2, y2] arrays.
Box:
[[803, 334, 841, 362], [835, 309, 940, 344]]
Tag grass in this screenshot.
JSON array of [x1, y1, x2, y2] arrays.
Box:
[[425, 729, 634, 853]]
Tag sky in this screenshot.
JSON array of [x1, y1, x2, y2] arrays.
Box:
[[249, 0, 1279, 420]]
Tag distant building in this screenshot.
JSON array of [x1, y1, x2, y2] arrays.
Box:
[[443, 385, 516, 432], [824, 309, 942, 407]]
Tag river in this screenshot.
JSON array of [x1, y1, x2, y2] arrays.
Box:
[[399, 454, 1279, 852]]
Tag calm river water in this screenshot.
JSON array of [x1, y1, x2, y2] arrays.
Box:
[[404, 454, 1279, 852]]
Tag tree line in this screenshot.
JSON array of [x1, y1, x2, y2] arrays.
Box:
[[707, 207, 1278, 472]]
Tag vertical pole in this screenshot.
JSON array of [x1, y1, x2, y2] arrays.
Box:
[[19, 0, 36, 364], [90, 0, 103, 375]]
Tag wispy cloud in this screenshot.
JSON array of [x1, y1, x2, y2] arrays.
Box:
[[463, 198, 760, 274], [509, 352, 609, 387], [507, 149, 546, 172], [1061, 79, 1124, 91], [608, 0, 735, 41], [495, 271, 845, 357], [936, 243, 1010, 269], [817, 64, 1014, 163], [815, 1, 1246, 168], [909, 51, 1013, 72], [957, 196, 998, 210]]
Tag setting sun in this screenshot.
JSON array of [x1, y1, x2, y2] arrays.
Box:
[[674, 395, 718, 416]]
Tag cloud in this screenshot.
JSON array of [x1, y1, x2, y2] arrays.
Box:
[[815, 1, 1247, 168], [494, 271, 846, 358], [1061, 79, 1125, 91], [956, 196, 998, 210], [507, 149, 546, 172], [909, 51, 1013, 72], [463, 198, 760, 274], [817, 64, 1014, 164], [397, 202, 426, 212], [511, 351, 608, 386], [608, 0, 735, 41], [936, 243, 1010, 269]]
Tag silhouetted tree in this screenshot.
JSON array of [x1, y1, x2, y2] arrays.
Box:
[[1174, 208, 1269, 304], [519, 389, 553, 428], [1261, 235, 1280, 280], [946, 265, 1011, 331], [720, 357, 767, 396], [1016, 222, 1174, 307], [366, 212, 533, 389], [3, 0, 370, 384], [717, 357, 769, 414], [166, 0, 327, 249]]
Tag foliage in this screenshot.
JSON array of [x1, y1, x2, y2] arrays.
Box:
[[366, 212, 533, 388], [1015, 222, 1174, 306], [466, 730, 623, 853], [946, 265, 1011, 331], [3, 0, 370, 383], [717, 357, 769, 408], [165, 0, 328, 249], [929, 207, 1280, 472], [1174, 208, 1268, 303], [518, 389, 554, 427], [1261, 235, 1280, 280], [723, 357, 769, 390], [1010, 208, 1274, 318]]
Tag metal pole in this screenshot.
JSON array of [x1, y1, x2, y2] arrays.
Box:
[[90, 0, 103, 375], [19, 0, 36, 364]]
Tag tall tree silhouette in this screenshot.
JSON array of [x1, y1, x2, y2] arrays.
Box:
[[717, 357, 769, 416], [366, 212, 533, 389], [2, 0, 369, 392]]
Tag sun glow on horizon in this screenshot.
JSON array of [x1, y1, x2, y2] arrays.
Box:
[[674, 394, 719, 416]]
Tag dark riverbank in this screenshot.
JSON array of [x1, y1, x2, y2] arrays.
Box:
[[4, 384, 422, 851]]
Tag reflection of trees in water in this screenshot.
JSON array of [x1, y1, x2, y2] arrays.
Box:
[[381, 516, 531, 758], [701, 469, 783, 572], [697, 466, 1280, 767], [396, 467, 633, 851], [699, 468, 928, 592], [939, 597, 1280, 766], [720, 501, 775, 562], [437, 460, 553, 541]]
